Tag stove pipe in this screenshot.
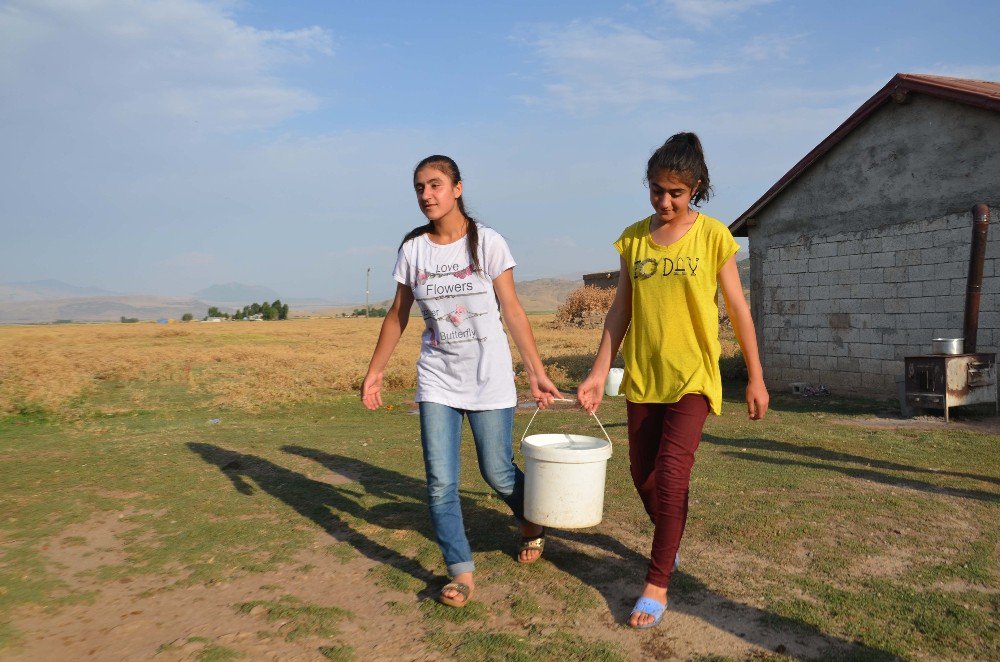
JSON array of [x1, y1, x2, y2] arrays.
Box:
[[963, 204, 991, 354]]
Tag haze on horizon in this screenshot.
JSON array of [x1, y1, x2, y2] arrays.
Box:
[[3, 0, 998, 303]]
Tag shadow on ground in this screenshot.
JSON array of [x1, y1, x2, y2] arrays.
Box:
[[187, 442, 439, 590], [189, 442, 898, 660], [701, 434, 1000, 503]]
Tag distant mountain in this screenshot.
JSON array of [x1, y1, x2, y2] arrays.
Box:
[[0, 279, 117, 302], [0, 296, 211, 324], [515, 278, 580, 312], [311, 276, 581, 317], [551, 270, 590, 282], [283, 297, 342, 311], [195, 283, 281, 303], [0, 274, 602, 323]]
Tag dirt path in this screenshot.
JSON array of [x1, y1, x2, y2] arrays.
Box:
[[5, 508, 866, 661]]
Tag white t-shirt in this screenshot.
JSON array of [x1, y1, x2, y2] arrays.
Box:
[[393, 224, 517, 410]]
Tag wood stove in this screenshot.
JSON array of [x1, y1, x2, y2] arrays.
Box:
[[904, 204, 998, 421], [904, 353, 997, 422]]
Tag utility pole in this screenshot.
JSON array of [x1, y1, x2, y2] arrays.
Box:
[[365, 267, 371, 318]]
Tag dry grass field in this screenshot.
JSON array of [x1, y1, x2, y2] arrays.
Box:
[[3, 315, 717, 418], [0, 318, 422, 416]]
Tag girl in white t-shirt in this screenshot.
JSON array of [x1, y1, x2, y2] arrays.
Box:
[[361, 155, 561, 608]]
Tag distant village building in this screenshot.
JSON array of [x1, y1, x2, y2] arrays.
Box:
[[730, 73, 999, 394], [582, 270, 618, 289]]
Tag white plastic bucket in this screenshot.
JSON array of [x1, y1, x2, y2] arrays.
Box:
[[521, 401, 613, 528], [605, 368, 624, 396]]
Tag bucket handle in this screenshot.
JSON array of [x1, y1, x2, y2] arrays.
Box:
[[520, 397, 612, 446]]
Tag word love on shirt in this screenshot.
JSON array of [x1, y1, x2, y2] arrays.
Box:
[[633, 256, 701, 280]]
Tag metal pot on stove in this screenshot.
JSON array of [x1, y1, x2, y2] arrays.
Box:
[[931, 338, 964, 355]]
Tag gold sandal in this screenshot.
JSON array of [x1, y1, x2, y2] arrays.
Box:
[[518, 530, 545, 564], [439, 581, 472, 608]]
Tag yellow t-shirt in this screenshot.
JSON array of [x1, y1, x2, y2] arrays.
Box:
[[614, 213, 739, 415]]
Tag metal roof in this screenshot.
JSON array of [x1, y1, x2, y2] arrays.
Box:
[[729, 73, 1000, 236]]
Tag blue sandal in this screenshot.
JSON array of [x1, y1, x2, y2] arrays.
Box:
[[629, 596, 666, 629]]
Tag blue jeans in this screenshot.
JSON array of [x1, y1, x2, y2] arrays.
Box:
[[418, 402, 524, 577]]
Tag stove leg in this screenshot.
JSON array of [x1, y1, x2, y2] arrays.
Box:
[[944, 404, 949, 423]]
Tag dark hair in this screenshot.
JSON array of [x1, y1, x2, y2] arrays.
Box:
[[645, 132, 712, 206], [400, 155, 481, 275]]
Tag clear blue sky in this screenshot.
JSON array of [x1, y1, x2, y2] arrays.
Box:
[[2, 0, 998, 302]]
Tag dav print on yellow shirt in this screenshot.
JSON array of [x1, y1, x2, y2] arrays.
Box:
[[614, 213, 740, 415]]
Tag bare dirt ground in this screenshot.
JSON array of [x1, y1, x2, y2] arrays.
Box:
[[8, 506, 860, 661]]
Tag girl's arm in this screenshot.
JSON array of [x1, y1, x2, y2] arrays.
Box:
[[493, 269, 562, 408], [577, 257, 632, 414], [361, 282, 415, 410], [718, 256, 769, 420]]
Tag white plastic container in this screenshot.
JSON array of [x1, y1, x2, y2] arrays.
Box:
[[521, 403, 613, 528], [605, 368, 624, 396]]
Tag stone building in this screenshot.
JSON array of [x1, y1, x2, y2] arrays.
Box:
[[582, 270, 619, 289], [730, 73, 999, 394]]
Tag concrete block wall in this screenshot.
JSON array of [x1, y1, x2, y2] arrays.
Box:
[[758, 207, 999, 395]]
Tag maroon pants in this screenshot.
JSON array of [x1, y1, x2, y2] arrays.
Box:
[[627, 394, 709, 588]]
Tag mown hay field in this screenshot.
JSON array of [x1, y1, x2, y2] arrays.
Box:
[[1, 315, 742, 418]]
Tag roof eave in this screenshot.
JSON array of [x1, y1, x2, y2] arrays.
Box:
[[729, 73, 1000, 237]]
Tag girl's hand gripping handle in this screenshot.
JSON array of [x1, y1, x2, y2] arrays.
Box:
[[576, 370, 607, 415], [530, 373, 563, 410]]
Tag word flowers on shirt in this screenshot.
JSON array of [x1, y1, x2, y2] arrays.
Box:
[[417, 263, 481, 297], [633, 256, 701, 280]]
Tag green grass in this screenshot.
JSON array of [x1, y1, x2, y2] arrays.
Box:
[[157, 638, 243, 661], [427, 630, 626, 661], [370, 563, 425, 593], [197, 644, 243, 661], [0, 621, 22, 650], [419, 597, 490, 624], [235, 596, 352, 641], [510, 593, 541, 619], [0, 381, 997, 660], [318, 644, 355, 660], [325, 542, 359, 564]]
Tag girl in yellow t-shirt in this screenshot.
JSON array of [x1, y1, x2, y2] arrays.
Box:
[[577, 132, 769, 630]]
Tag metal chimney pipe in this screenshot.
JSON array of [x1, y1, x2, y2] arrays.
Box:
[[963, 204, 991, 354]]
